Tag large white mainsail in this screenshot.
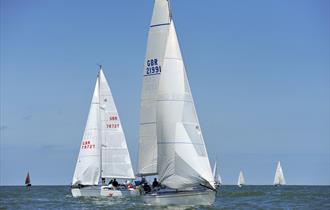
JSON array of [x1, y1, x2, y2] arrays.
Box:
[[237, 171, 245, 186], [72, 68, 135, 186], [155, 6, 215, 190], [72, 76, 101, 186], [99, 70, 135, 179], [138, 0, 171, 176], [273, 161, 285, 185]]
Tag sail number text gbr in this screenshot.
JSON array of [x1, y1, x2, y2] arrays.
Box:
[[145, 58, 161, 76]]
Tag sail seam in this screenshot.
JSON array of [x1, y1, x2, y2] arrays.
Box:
[[102, 148, 128, 150], [144, 73, 161, 77], [163, 57, 182, 61], [150, 23, 170, 28], [158, 141, 205, 145], [157, 99, 193, 102], [140, 122, 156, 125], [78, 154, 99, 157]]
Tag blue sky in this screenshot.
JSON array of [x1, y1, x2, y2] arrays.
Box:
[[0, 0, 329, 185]]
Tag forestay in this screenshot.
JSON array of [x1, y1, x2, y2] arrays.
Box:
[[138, 0, 171, 176], [72, 78, 101, 186], [156, 13, 215, 189], [99, 70, 135, 179]]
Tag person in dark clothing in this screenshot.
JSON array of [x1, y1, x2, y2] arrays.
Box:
[[143, 183, 151, 193], [108, 179, 113, 185], [112, 179, 119, 187], [152, 178, 159, 188], [141, 177, 146, 185]]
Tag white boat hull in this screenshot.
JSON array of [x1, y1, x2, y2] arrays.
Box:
[[71, 186, 139, 198], [142, 189, 216, 206]]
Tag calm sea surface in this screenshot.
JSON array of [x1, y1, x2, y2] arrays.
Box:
[[0, 185, 329, 210]]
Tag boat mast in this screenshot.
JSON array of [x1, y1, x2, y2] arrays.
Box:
[[167, 0, 172, 21], [97, 64, 103, 182]]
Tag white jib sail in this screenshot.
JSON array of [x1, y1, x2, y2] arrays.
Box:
[[99, 70, 135, 179], [274, 161, 286, 185], [72, 76, 101, 186], [212, 162, 217, 178], [216, 173, 222, 185], [156, 14, 215, 189], [213, 162, 222, 184], [237, 171, 245, 186], [138, 0, 171, 176]]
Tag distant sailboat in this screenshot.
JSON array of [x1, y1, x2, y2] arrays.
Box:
[[25, 172, 31, 187], [71, 67, 137, 197], [213, 162, 222, 188], [237, 171, 245, 187], [273, 161, 286, 186], [138, 0, 216, 206]]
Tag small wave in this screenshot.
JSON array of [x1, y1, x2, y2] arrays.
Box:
[[280, 191, 296, 198], [222, 191, 266, 197]]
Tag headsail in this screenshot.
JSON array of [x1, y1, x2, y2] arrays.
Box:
[[273, 161, 285, 185], [72, 76, 101, 186], [25, 172, 31, 185], [72, 68, 135, 185], [212, 162, 217, 178], [213, 162, 222, 185], [155, 0, 215, 190], [138, 0, 171, 176], [237, 171, 245, 186], [99, 70, 135, 179]]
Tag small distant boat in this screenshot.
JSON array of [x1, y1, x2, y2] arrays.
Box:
[[71, 67, 137, 198], [237, 171, 245, 187], [213, 162, 222, 188], [273, 161, 286, 186], [25, 172, 31, 187]]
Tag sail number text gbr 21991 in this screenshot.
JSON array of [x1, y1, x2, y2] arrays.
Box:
[[145, 58, 161, 76]]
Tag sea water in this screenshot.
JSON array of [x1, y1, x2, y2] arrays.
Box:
[[0, 185, 329, 209]]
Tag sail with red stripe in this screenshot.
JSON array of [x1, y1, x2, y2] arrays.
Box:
[[25, 172, 31, 185]]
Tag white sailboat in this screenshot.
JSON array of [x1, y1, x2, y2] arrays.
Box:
[[213, 162, 222, 188], [138, 0, 217, 205], [237, 171, 245, 187], [273, 161, 286, 186], [71, 67, 137, 197]]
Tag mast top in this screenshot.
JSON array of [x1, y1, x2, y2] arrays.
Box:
[[167, 0, 172, 21]]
